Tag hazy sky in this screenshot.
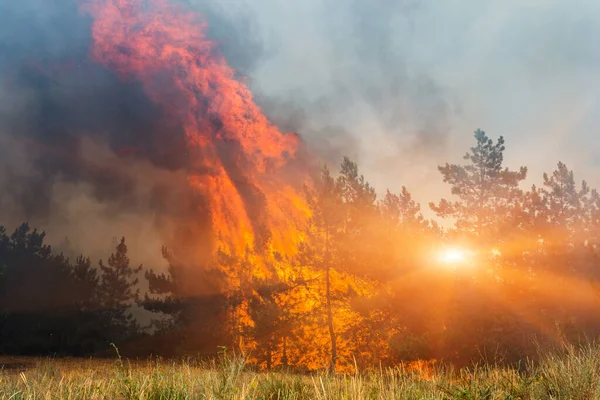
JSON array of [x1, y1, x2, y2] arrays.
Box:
[[192, 0, 600, 207]]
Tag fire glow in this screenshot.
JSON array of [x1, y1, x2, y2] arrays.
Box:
[[81, 0, 310, 255]]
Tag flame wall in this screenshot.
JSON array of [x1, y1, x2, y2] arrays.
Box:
[[81, 0, 309, 256]]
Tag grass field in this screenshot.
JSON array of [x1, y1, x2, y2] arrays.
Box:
[[2, 344, 600, 399]]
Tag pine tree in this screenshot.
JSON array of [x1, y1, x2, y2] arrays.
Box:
[[99, 237, 142, 344], [428, 131, 529, 362], [542, 161, 590, 245], [143, 246, 230, 356], [381, 187, 425, 227], [299, 159, 379, 372], [336, 157, 378, 276], [301, 164, 343, 372], [0, 223, 110, 355], [68, 255, 107, 355], [430, 129, 527, 243]]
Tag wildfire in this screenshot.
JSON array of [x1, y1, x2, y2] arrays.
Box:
[[81, 0, 309, 255]]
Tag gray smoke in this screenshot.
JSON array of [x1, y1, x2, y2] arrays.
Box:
[[0, 0, 205, 267], [187, 0, 600, 205]]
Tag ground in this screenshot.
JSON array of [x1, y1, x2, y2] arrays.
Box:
[[2, 344, 600, 399]]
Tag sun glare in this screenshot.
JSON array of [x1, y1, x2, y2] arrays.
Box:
[[437, 247, 471, 265]]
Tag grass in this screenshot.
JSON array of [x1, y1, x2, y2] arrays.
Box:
[[2, 344, 600, 399]]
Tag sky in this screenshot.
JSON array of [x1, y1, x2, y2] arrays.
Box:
[[190, 0, 600, 207]]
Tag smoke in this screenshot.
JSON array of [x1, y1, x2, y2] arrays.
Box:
[[185, 0, 455, 199], [186, 0, 600, 205], [1, 0, 600, 260], [0, 0, 209, 267]]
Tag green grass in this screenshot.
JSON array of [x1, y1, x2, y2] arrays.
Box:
[[2, 344, 600, 399]]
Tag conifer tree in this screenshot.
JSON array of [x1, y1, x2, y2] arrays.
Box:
[[99, 237, 142, 343], [542, 161, 590, 245], [430, 129, 527, 243], [300, 159, 379, 372], [143, 246, 230, 356], [301, 164, 343, 372]]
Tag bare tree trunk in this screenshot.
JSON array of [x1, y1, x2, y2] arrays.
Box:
[[282, 335, 288, 367], [326, 264, 337, 373], [266, 342, 272, 371], [325, 225, 337, 373]]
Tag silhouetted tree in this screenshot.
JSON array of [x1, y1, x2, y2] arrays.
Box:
[[0, 224, 110, 355], [98, 237, 142, 344], [430, 129, 527, 243], [427, 131, 532, 363], [68, 255, 107, 355], [246, 274, 294, 370], [143, 246, 230, 356], [542, 162, 590, 246]]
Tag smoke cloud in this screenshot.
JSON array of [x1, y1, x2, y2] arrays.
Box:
[[187, 0, 600, 204], [1, 0, 600, 260], [0, 0, 209, 267]]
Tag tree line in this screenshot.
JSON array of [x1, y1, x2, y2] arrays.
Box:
[[2, 129, 600, 371]]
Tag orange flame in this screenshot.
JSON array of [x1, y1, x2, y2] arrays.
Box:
[[82, 0, 309, 255]]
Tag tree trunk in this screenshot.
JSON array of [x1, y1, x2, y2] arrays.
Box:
[[266, 343, 272, 371], [326, 263, 337, 373], [325, 226, 337, 373], [282, 335, 288, 367]]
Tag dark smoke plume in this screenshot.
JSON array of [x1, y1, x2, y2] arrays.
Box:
[[0, 0, 212, 266]]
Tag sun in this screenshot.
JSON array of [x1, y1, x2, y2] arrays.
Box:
[[436, 247, 472, 265]]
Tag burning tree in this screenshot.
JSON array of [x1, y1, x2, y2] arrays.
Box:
[[81, 0, 309, 257]]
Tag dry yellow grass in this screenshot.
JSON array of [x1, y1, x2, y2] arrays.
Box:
[[2, 343, 600, 399]]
